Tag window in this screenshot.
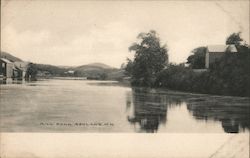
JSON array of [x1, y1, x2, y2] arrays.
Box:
[[2, 63, 5, 68]]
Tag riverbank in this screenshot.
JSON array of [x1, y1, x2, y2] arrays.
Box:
[[97, 79, 250, 99], [52, 77, 87, 80]]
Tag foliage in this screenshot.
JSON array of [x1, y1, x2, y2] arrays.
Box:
[[186, 47, 206, 69], [209, 45, 250, 96], [154, 32, 250, 97], [155, 64, 195, 90], [155, 64, 209, 93], [125, 30, 168, 86], [34, 64, 66, 75], [25, 62, 122, 80], [25, 63, 38, 80], [226, 32, 243, 45], [156, 44, 250, 97], [124, 58, 133, 76]]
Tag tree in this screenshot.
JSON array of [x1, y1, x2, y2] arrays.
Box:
[[124, 58, 133, 76], [209, 45, 250, 96], [125, 30, 168, 86], [226, 32, 250, 54], [25, 63, 38, 80], [120, 63, 126, 70], [226, 32, 243, 45], [186, 47, 206, 69], [99, 73, 108, 80]]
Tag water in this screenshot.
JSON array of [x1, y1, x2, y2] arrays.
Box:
[[0, 79, 249, 133]]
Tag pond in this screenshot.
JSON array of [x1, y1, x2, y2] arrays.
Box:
[[0, 79, 249, 133]]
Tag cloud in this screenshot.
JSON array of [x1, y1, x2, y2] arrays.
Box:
[[1, 22, 137, 67], [1, 1, 249, 67], [1, 26, 51, 61]]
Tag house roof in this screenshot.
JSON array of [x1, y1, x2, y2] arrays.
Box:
[[207, 45, 237, 53], [0, 58, 13, 64]]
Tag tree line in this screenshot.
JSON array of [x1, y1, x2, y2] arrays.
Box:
[[124, 31, 250, 97]]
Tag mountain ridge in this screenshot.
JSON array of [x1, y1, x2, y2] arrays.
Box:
[[1, 51, 124, 80], [1, 51, 115, 69]]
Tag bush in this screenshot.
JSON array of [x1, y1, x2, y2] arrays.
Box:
[[155, 46, 250, 97]]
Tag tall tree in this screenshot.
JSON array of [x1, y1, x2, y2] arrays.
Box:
[[226, 32, 250, 54], [226, 32, 243, 45], [186, 47, 206, 69], [126, 30, 168, 86]]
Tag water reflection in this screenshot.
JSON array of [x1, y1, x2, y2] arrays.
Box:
[[0, 79, 25, 84], [127, 88, 182, 133], [126, 88, 250, 133], [187, 99, 250, 133], [1, 79, 249, 133]]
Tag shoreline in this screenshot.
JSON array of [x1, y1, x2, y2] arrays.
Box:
[[1, 77, 249, 99]]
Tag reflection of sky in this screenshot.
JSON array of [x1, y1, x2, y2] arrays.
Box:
[[0, 80, 136, 132], [158, 103, 225, 133]]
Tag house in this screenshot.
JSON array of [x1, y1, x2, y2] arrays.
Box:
[[13, 66, 24, 80], [37, 71, 51, 78], [0, 58, 29, 80], [205, 45, 237, 69], [14, 61, 29, 79], [0, 58, 14, 79], [64, 70, 74, 74]]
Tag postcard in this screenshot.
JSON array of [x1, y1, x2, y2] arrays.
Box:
[[1, 0, 249, 157]]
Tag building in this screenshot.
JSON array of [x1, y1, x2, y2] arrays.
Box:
[[37, 71, 51, 78], [205, 45, 237, 69], [64, 70, 75, 74], [0, 58, 14, 79], [0, 58, 29, 80], [14, 61, 29, 79]]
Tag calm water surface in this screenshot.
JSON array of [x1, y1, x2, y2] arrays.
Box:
[[0, 79, 249, 133]]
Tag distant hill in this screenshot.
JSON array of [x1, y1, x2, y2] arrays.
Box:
[[86, 63, 113, 69], [34, 63, 67, 75], [0, 51, 125, 80], [73, 63, 117, 79], [76, 63, 114, 70], [107, 69, 126, 80], [33, 62, 123, 80], [0, 52, 23, 62], [57, 66, 75, 69]]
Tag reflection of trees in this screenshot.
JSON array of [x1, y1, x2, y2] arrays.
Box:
[[221, 119, 239, 133], [126, 88, 250, 133], [126, 88, 182, 133], [187, 99, 250, 133]]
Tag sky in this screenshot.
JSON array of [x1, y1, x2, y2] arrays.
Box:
[[1, 0, 249, 68]]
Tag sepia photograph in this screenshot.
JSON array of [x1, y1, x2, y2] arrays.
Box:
[[0, 0, 249, 157]]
